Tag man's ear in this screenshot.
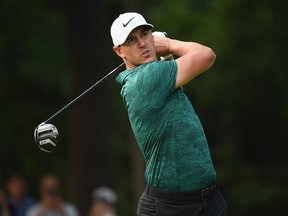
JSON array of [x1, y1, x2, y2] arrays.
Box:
[[113, 46, 125, 58]]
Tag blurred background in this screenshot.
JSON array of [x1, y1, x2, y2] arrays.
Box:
[[0, 0, 287, 215]]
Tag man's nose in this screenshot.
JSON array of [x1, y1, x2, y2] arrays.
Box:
[[137, 38, 146, 47]]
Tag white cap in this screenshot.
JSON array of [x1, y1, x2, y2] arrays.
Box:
[[92, 187, 117, 204], [110, 12, 153, 46]]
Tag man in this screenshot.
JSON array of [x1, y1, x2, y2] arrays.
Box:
[[26, 174, 79, 216], [111, 12, 227, 215], [5, 173, 35, 216], [88, 187, 117, 216]]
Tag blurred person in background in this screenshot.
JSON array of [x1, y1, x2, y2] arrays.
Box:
[[0, 189, 10, 216], [26, 174, 79, 216], [88, 187, 117, 216], [4, 173, 35, 216]]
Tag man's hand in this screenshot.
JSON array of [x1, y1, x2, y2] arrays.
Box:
[[152, 31, 173, 60]]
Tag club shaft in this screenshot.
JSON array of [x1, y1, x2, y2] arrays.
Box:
[[44, 62, 125, 123]]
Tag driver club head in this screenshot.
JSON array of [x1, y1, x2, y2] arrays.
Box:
[[34, 123, 59, 153]]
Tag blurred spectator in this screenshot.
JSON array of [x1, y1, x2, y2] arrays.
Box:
[[0, 189, 10, 216], [26, 174, 79, 216], [88, 187, 118, 216], [5, 173, 35, 216]]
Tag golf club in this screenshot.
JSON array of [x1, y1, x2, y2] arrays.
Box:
[[34, 62, 125, 152]]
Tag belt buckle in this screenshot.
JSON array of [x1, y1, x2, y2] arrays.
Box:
[[201, 186, 211, 202]]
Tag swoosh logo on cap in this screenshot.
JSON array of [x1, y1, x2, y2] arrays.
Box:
[[122, 17, 135, 28]]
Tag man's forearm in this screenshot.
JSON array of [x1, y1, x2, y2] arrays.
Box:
[[168, 39, 215, 59]]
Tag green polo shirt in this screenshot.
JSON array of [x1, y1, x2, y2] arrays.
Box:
[[116, 60, 216, 191]]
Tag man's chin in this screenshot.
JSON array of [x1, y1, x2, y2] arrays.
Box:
[[142, 56, 157, 64]]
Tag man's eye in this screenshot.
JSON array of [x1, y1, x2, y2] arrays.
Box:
[[127, 38, 135, 44], [142, 31, 148, 37]]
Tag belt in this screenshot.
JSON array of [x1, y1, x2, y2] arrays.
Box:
[[146, 182, 218, 202]]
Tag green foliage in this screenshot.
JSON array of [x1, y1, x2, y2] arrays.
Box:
[[0, 0, 69, 195]]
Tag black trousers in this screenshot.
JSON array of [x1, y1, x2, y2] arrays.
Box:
[[137, 185, 227, 216]]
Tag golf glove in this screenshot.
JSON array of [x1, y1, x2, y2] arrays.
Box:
[[152, 31, 173, 61]]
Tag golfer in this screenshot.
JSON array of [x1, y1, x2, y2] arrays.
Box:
[[111, 12, 227, 216]]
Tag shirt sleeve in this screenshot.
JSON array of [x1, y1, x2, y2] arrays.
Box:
[[137, 60, 177, 107]]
